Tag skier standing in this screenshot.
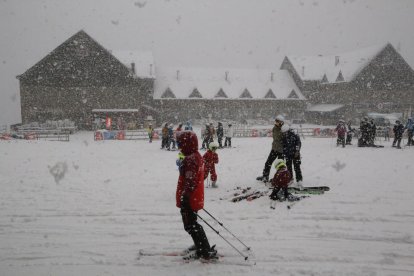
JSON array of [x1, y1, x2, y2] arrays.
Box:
[[335, 120, 347, 148], [358, 117, 370, 147], [369, 119, 377, 146], [161, 123, 169, 149], [203, 142, 219, 188], [184, 121, 193, 131], [392, 120, 405, 149], [216, 122, 224, 148], [281, 125, 303, 188], [175, 131, 217, 260], [269, 159, 292, 201], [224, 123, 234, 148], [346, 121, 355, 145], [405, 118, 414, 146], [256, 115, 285, 183], [147, 123, 154, 143], [167, 124, 176, 151], [176, 123, 183, 132], [201, 124, 210, 150]]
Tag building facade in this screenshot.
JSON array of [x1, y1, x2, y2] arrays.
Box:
[[281, 43, 414, 122], [17, 30, 155, 129]]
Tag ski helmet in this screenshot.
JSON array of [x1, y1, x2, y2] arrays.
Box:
[[209, 141, 219, 150], [274, 159, 286, 170], [275, 115, 285, 122], [281, 124, 290, 133], [178, 151, 185, 160]]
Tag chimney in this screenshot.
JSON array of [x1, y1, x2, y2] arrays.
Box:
[[131, 62, 136, 74], [176, 70, 180, 80], [335, 56, 340, 66], [225, 71, 229, 81], [271, 72, 274, 82], [149, 64, 153, 76], [302, 66, 305, 77]]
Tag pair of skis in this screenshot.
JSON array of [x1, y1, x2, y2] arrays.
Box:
[[228, 185, 330, 203]]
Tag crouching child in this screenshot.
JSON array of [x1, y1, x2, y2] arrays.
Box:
[[269, 159, 292, 201]]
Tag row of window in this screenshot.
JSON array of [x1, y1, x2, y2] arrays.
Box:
[[160, 87, 300, 99]]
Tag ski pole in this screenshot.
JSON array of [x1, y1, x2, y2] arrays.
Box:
[[202, 208, 251, 250], [196, 213, 249, 261]]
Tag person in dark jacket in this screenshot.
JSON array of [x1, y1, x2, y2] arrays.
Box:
[[257, 115, 285, 183], [392, 120, 405, 149], [216, 122, 224, 148], [368, 119, 377, 146], [358, 117, 370, 147], [175, 131, 217, 260], [281, 125, 303, 187], [346, 121, 355, 145]]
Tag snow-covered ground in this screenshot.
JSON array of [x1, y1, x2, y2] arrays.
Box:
[[1, 130, 413, 276]]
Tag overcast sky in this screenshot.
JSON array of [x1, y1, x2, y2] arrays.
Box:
[[1, 0, 414, 125]]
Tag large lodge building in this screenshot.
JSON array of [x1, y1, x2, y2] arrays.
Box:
[[17, 30, 414, 129]]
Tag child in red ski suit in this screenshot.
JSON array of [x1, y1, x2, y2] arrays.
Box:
[[203, 142, 219, 188], [269, 159, 292, 201]]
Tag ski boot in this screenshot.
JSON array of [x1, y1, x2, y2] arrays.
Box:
[[199, 245, 218, 262], [211, 181, 218, 188], [286, 193, 300, 202]]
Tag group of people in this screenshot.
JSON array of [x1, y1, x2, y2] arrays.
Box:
[[175, 115, 303, 261], [335, 116, 414, 149], [201, 122, 234, 149], [256, 115, 304, 199], [154, 121, 194, 150], [392, 118, 414, 148]]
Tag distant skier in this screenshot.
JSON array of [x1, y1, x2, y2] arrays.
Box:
[[392, 120, 404, 149], [269, 159, 292, 201], [175, 131, 217, 260], [383, 122, 391, 141], [358, 117, 370, 147], [335, 120, 347, 148], [216, 122, 224, 148], [161, 123, 169, 149], [346, 121, 355, 145], [201, 124, 210, 150], [176, 123, 183, 132], [203, 142, 219, 188], [147, 123, 154, 143], [257, 115, 285, 183], [368, 119, 377, 146], [405, 118, 414, 146], [281, 125, 303, 188], [224, 123, 234, 148], [184, 121, 193, 131], [167, 124, 176, 151]]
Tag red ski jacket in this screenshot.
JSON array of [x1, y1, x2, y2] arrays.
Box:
[[271, 167, 292, 188], [202, 150, 218, 171], [175, 131, 205, 211]]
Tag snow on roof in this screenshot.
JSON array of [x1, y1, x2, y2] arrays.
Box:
[[112, 50, 155, 79], [287, 44, 387, 83], [153, 67, 305, 100], [306, 104, 344, 112]]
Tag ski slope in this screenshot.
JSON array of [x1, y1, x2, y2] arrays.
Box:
[[0, 130, 413, 276]]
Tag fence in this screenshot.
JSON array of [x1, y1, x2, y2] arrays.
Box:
[[94, 129, 161, 141]]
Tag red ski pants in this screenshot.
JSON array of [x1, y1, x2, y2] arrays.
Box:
[[204, 166, 217, 181]]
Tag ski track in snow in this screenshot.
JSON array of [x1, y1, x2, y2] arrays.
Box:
[[0, 129, 413, 275]]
